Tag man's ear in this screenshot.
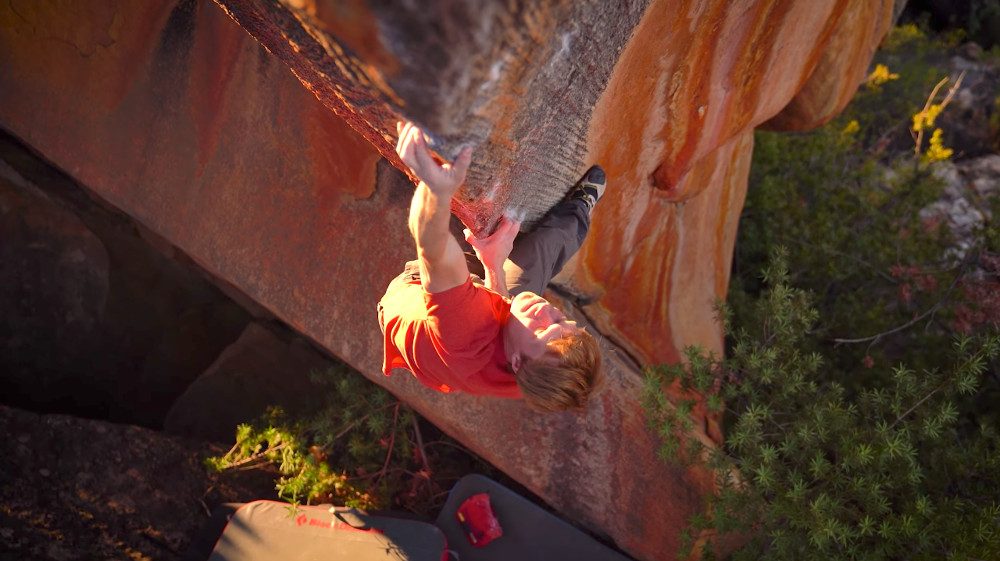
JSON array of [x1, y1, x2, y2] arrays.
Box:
[[510, 353, 522, 373]]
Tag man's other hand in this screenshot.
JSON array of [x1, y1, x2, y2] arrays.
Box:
[[396, 121, 472, 196], [464, 216, 521, 272]]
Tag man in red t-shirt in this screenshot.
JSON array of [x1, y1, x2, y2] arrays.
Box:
[[378, 122, 604, 412]]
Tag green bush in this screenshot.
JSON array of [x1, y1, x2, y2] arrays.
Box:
[[644, 25, 1000, 560], [206, 365, 496, 515], [645, 251, 999, 560]]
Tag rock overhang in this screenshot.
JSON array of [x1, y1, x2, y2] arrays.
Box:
[[0, 1, 899, 559]]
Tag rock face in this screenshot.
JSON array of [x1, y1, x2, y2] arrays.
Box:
[[165, 322, 333, 442], [573, 0, 896, 366], [0, 1, 895, 559], [0, 162, 110, 412], [213, 0, 897, 366], [0, 135, 252, 427], [925, 154, 1000, 258], [214, 0, 648, 234], [942, 47, 1000, 158]]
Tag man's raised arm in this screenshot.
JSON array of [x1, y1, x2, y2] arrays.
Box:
[[396, 122, 472, 293]]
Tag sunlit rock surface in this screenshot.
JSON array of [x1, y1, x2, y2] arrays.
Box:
[[0, 1, 894, 559], [214, 0, 896, 366]]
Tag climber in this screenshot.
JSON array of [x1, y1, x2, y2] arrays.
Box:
[[376, 121, 605, 412]]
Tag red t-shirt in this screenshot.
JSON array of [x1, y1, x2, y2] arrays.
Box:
[[378, 275, 522, 398]]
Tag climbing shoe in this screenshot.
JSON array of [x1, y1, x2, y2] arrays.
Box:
[[567, 165, 607, 212]]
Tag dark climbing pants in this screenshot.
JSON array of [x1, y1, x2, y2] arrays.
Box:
[[394, 198, 591, 297], [467, 198, 591, 297]]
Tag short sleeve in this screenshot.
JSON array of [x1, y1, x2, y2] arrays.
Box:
[[423, 277, 505, 355]]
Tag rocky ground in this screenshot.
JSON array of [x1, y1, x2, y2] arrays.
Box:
[[0, 406, 276, 561]]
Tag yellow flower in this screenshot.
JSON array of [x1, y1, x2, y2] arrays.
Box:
[[867, 64, 899, 90], [912, 104, 944, 132], [923, 128, 953, 163], [841, 120, 860, 135]]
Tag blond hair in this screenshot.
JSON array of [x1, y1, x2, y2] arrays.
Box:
[[517, 328, 604, 412]]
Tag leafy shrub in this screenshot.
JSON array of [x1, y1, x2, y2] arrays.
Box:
[[207, 365, 496, 515], [737, 25, 996, 389], [645, 25, 1000, 560], [645, 251, 999, 560]]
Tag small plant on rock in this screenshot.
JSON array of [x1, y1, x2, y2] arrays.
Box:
[[207, 365, 495, 514]]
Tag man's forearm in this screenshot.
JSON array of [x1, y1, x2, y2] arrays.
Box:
[[394, 122, 471, 293], [482, 263, 509, 298], [408, 181, 453, 260]]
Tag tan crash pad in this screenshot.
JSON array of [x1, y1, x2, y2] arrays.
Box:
[[208, 501, 447, 561]]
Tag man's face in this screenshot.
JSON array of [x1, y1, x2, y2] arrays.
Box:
[[504, 291, 578, 369]]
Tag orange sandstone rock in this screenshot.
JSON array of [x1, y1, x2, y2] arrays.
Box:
[[571, 0, 895, 371], [0, 3, 712, 560], [213, 0, 895, 367], [0, 1, 897, 560]]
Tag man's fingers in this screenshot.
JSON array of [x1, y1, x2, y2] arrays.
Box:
[[452, 146, 473, 177], [407, 124, 422, 151], [495, 216, 510, 234], [397, 136, 414, 169], [396, 122, 474, 191], [504, 219, 522, 237], [396, 121, 411, 150], [400, 125, 423, 169], [492, 216, 518, 238], [412, 130, 437, 172], [396, 121, 414, 160], [481, 218, 511, 241]]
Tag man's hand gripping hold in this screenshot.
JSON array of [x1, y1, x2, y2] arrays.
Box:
[[396, 121, 520, 296], [396, 121, 473, 293], [464, 217, 520, 298]]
